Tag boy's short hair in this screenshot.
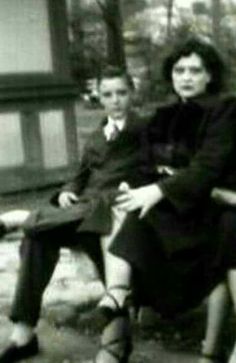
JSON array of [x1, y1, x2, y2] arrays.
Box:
[[98, 65, 134, 90]]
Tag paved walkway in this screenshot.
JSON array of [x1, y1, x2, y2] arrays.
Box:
[[0, 316, 200, 363]]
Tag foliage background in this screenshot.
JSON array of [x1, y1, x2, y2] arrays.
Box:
[[67, 0, 236, 103]]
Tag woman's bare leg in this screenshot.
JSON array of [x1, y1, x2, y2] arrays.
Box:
[[226, 270, 236, 363], [100, 207, 132, 308], [200, 282, 230, 363]]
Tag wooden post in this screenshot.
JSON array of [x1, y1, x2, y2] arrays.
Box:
[[0, 0, 79, 193]]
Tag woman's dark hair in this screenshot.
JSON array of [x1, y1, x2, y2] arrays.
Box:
[[162, 38, 226, 94], [98, 65, 134, 90]]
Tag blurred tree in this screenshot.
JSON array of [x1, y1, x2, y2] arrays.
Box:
[[68, 0, 127, 84], [67, 0, 107, 83], [67, 0, 236, 100], [95, 0, 126, 68], [211, 0, 222, 49], [192, 1, 209, 15], [166, 0, 174, 40], [121, 0, 146, 20]]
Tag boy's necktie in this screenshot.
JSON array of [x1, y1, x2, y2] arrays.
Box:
[[109, 123, 120, 141], [104, 120, 123, 142]]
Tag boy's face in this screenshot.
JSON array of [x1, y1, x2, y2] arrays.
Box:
[[99, 77, 132, 120]]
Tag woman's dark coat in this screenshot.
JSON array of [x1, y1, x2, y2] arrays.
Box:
[[111, 96, 236, 317]]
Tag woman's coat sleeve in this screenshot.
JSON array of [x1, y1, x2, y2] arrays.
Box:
[[159, 99, 236, 213]]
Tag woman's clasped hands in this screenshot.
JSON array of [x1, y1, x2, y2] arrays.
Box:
[[116, 181, 164, 219]]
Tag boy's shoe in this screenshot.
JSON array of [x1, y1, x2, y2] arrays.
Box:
[[0, 335, 39, 362]]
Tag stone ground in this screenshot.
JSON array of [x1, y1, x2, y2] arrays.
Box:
[[0, 233, 205, 362]]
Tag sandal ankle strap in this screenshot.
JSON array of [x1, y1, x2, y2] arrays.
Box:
[[97, 336, 132, 363], [105, 291, 123, 311], [104, 285, 132, 310]]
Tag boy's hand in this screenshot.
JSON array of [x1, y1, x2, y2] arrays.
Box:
[[157, 165, 176, 176], [58, 192, 79, 208]]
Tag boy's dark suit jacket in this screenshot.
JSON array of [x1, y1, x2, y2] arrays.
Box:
[[111, 96, 236, 317], [24, 112, 145, 236]]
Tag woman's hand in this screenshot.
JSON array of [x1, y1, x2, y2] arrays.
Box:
[[157, 165, 176, 176], [116, 183, 164, 219], [58, 191, 79, 208], [211, 187, 236, 206]]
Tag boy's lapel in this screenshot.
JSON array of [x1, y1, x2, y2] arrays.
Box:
[[99, 111, 140, 146], [122, 111, 141, 136]]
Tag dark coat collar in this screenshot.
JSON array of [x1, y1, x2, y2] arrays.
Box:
[[176, 94, 221, 110]]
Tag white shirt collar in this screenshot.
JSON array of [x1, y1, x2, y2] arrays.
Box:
[[107, 116, 126, 131], [103, 116, 126, 141]]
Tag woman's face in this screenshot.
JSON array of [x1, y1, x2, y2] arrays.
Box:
[[171, 53, 211, 101]]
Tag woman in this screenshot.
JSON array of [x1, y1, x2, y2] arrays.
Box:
[[90, 38, 236, 363]]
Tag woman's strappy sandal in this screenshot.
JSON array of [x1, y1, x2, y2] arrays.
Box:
[[94, 335, 132, 363], [94, 285, 132, 330], [93, 312, 132, 363]]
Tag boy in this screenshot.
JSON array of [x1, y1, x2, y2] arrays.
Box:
[[0, 65, 144, 362]]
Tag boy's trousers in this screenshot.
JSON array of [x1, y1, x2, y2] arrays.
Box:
[[9, 207, 127, 327], [10, 223, 104, 326]]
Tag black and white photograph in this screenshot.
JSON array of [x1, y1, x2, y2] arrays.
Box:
[[0, 1, 236, 362]]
